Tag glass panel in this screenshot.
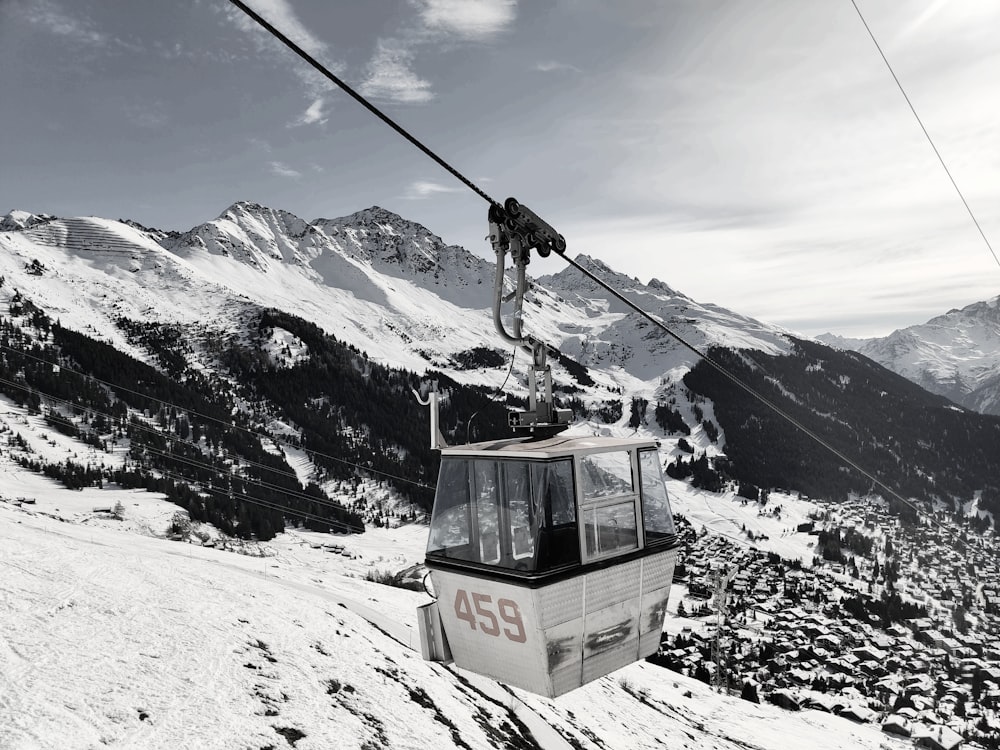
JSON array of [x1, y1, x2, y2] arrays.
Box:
[[502, 462, 534, 560], [639, 450, 675, 542], [580, 451, 633, 501], [537, 460, 575, 526], [428, 457, 581, 573], [532, 460, 580, 570], [427, 459, 472, 557], [473, 460, 501, 564], [584, 500, 638, 557]]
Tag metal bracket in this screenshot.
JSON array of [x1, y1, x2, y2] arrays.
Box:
[[413, 387, 448, 449]]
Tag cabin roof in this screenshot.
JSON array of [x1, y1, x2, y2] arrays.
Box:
[[440, 434, 658, 459]]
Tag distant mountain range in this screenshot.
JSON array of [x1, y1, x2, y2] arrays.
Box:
[[2, 201, 999, 532], [818, 298, 1000, 415]]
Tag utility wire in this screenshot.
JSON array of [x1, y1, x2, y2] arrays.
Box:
[[0, 375, 366, 533], [0, 342, 434, 491], [227, 0, 499, 210], [849, 0, 1000, 271], [152, 464, 361, 532]]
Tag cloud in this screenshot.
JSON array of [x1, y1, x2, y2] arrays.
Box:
[[402, 180, 464, 199], [269, 161, 302, 179], [246, 137, 273, 154], [534, 60, 581, 74], [15, 0, 108, 47], [225, 0, 326, 57], [414, 0, 517, 40], [223, 0, 344, 97], [289, 97, 328, 127], [354, 1, 516, 105], [358, 41, 434, 104]]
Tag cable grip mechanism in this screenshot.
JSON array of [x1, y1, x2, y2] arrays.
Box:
[[489, 198, 571, 437]]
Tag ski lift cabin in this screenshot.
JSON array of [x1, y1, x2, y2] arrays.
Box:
[[420, 433, 680, 697], [416, 197, 679, 696]]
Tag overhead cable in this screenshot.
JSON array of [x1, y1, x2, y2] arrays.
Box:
[[850, 0, 1000, 271], [227, 0, 499, 209]]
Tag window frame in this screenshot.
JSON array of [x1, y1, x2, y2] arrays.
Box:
[[637, 448, 676, 544], [575, 448, 644, 563]]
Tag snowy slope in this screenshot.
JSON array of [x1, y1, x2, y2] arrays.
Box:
[[0, 378, 899, 750], [819, 296, 1000, 414], [0, 480, 902, 750], [540, 256, 791, 381], [0, 214, 257, 366]]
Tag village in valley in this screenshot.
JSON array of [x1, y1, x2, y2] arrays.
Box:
[[658, 491, 1000, 750]]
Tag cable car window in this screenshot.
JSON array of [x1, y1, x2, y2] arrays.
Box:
[[427, 458, 472, 556], [580, 451, 633, 501], [639, 450, 675, 542], [532, 460, 579, 571], [502, 462, 534, 560], [534, 460, 574, 525], [428, 457, 580, 573], [584, 500, 638, 557], [473, 460, 501, 564]]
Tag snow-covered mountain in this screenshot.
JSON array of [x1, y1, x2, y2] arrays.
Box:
[[3, 201, 999, 514], [818, 296, 1000, 415], [4, 201, 1000, 749], [0, 201, 790, 397]]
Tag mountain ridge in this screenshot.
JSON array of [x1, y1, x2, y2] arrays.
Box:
[[4, 201, 1000, 519], [818, 295, 1000, 415]]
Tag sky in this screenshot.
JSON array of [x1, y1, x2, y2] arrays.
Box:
[[1, 0, 999, 338]]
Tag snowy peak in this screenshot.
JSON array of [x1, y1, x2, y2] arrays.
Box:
[[648, 277, 684, 296], [540, 254, 690, 304], [167, 201, 327, 271], [542, 254, 644, 295], [166, 201, 492, 300], [314, 205, 441, 268], [533, 253, 788, 371], [313, 206, 494, 306], [931, 295, 1000, 327], [1, 209, 56, 232], [820, 294, 1000, 414], [315, 206, 484, 274]]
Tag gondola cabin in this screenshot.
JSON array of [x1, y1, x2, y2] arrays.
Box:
[[418, 434, 681, 698]]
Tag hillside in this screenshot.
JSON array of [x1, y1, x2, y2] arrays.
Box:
[[683, 338, 1000, 515], [0, 468, 899, 750], [4, 201, 999, 748], [3, 202, 1000, 534]]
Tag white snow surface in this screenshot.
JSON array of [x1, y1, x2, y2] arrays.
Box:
[[0, 474, 902, 750]]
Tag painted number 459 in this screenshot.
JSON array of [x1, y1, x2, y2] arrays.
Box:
[[454, 589, 526, 643]]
